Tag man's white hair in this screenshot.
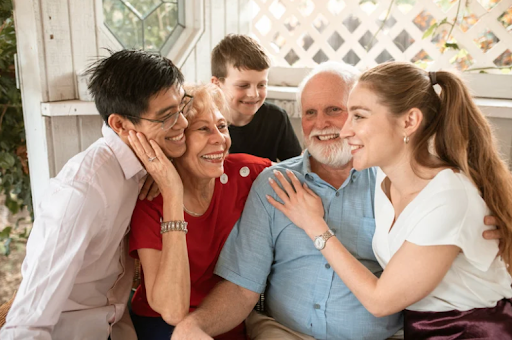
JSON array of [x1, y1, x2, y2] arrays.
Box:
[[296, 61, 360, 115]]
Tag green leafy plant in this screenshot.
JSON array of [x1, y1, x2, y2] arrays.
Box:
[[0, 0, 32, 256]]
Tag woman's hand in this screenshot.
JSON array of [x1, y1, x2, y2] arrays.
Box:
[[266, 169, 327, 238], [128, 130, 183, 197], [483, 215, 505, 255]]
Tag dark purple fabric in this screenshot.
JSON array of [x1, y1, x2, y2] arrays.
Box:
[[404, 299, 512, 339]]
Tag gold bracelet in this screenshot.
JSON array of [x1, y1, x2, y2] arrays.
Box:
[[160, 220, 188, 234]]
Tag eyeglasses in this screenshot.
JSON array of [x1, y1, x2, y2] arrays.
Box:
[[125, 94, 194, 130]]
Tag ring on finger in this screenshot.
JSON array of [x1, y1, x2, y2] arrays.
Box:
[[148, 156, 157, 162]]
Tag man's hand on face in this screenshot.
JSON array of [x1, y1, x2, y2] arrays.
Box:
[[139, 175, 160, 201], [171, 318, 213, 340], [128, 130, 183, 197], [483, 215, 504, 255]]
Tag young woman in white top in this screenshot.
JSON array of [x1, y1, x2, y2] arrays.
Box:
[[267, 61, 512, 339]]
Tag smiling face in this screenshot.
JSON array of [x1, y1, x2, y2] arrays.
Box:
[[175, 107, 231, 180], [342, 82, 404, 171], [301, 72, 352, 168], [132, 85, 189, 158], [214, 65, 268, 124]]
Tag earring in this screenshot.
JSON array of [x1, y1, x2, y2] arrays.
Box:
[[403, 133, 410, 144]]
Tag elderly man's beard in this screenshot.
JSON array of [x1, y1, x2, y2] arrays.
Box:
[[305, 127, 352, 168]]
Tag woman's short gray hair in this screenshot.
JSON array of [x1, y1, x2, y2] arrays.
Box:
[[296, 61, 360, 115]]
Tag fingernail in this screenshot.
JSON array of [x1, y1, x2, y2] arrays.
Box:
[[268, 177, 274, 183], [266, 194, 271, 200], [273, 170, 280, 176]]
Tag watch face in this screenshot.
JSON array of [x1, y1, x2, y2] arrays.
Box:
[[314, 237, 325, 250]]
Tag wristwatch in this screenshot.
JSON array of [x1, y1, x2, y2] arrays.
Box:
[[314, 229, 334, 250]]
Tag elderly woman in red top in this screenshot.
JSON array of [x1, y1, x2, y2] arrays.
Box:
[[127, 83, 271, 340]]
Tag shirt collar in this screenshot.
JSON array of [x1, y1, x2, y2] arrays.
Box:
[[102, 124, 146, 180]]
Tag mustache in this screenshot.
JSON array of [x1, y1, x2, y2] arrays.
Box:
[[308, 127, 342, 139]]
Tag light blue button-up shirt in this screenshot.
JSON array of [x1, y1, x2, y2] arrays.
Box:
[[215, 151, 403, 340]]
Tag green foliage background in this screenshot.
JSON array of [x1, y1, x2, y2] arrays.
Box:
[[0, 0, 32, 255]]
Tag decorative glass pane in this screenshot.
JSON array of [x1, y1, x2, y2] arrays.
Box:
[[144, 3, 178, 51], [104, 0, 144, 49], [103, 0, 183, 53], [124, 0, 161, 19]]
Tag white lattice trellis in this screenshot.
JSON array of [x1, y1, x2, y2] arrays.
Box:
[[250, 0, 512, 72]]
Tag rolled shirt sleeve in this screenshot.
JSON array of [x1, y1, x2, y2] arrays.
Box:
[[1, 180, 105, 339]]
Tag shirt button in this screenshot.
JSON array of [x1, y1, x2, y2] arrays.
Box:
[[220, 173, 228, 184], [352, 174, 357, 181], [313, 304, 321, 309], [325, 263, 331, 269], [335, 192, 340, 197], [239, 166, 250, 177]]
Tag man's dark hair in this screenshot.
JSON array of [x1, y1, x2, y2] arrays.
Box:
[[85, 49, 184, 125]]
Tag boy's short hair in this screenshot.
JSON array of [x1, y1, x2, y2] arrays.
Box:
[[211, 34, 271, 79], [86, 49, 184, 125]]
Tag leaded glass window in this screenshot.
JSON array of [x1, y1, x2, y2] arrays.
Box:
[[103, 0, 185, 54]]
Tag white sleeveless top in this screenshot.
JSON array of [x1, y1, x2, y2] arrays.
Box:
[[373, 168, 512, 312]]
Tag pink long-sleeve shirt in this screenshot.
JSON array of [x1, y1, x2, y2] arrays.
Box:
[[0, 124, 146, 340]]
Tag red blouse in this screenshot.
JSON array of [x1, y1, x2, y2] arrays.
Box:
[[129, 154, 271, 339]]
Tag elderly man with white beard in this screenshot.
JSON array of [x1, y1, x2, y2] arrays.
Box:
[[171, 61, 403, 340]]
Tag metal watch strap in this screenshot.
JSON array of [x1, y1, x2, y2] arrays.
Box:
[[160, 220, 188, 234], [321, 229, 334, 242]]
